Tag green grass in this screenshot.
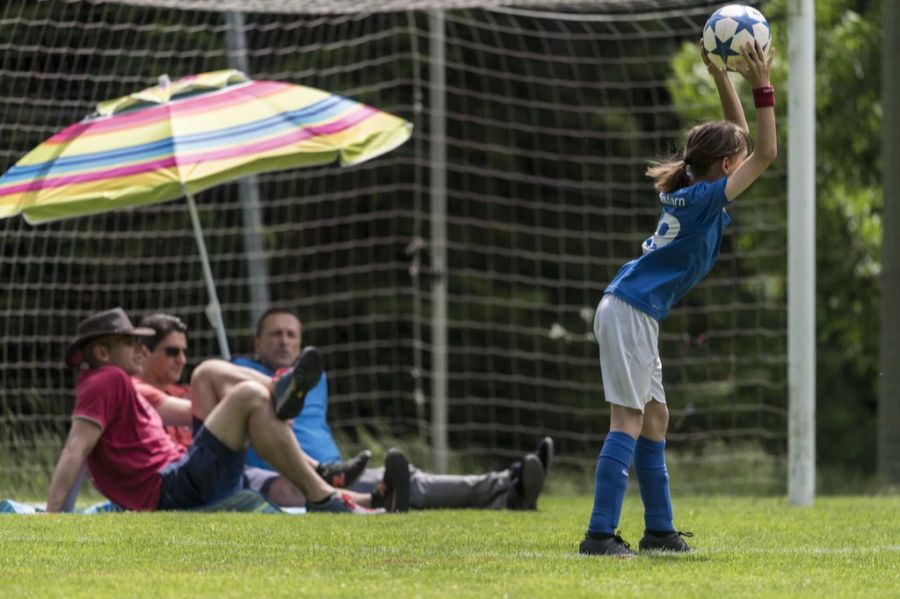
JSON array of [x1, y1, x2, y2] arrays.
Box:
[[1, 495, 898, 598]]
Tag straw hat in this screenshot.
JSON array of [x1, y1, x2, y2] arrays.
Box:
[[65, 307, 154, 367]]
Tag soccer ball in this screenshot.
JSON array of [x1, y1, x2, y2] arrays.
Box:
[[702, 4, 771, 72]]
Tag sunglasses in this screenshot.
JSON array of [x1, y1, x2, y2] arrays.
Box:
[[161, 346, 188, 358]]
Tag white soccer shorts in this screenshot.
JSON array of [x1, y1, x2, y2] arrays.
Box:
[[593, 293, 666, 411]]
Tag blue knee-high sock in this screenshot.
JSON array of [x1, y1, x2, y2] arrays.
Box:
[[587, 431, 636, 536], [633, 436, 674, 533]]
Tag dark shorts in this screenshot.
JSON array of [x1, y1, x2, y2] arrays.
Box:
[[157, 426, 245, 510]]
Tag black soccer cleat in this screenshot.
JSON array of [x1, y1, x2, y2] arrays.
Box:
[[536, 436, 554, 473], [638, 530, 694, 553], [270, 346, 324, 420], [579, 531, 635, 558], [506, 454, 545, 510], [316, 449, 372, 488], [371, 448, 410, 513]]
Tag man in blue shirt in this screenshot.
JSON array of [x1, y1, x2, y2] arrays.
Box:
[[236, 308, 553, 511]]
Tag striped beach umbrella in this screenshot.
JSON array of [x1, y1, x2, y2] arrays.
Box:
[[0, 69, 412, 357]]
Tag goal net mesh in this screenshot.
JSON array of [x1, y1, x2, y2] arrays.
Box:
[[0, 0, 787, 498]]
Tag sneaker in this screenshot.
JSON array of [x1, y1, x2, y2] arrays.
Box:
[[371, 448, 410, 512], [579, 531, 635, 558], [638, 530, 693, 553], [536, 437, 554, 473], [306, 491, 384, 514], [506, 454, 545, 510], [316, 450, 372, 488], [271, 346, 324, 420]]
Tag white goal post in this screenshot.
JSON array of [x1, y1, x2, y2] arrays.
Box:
[[786, 0, 816, 506]]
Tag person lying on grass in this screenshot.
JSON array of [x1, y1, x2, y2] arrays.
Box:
[[234, 307, 553, 511], [45, 307, 402, 513]]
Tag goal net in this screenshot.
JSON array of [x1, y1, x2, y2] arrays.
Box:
[[0, 0, 787, 498]]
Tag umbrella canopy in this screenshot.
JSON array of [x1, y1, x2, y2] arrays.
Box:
[[0, 69, 412, 223], [0, 69, 412, 358]]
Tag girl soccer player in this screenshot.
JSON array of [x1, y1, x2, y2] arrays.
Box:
[[579, 40, 776, 557]]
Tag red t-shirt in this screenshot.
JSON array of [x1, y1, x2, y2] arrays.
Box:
[[132, 377, 193, 449], [73, 366, 186, 511]]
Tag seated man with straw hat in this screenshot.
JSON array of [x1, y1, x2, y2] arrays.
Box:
[[45, 307, 398, 514]]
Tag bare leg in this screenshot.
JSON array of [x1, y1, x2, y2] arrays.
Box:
[[610, 404, 643, 440], [190, 360, 272, 420], [265, 478, 306, 507], [190, 360, 321, 470], [640, 400, 669, 441], [200, 380, 331, 502], [201, 380, 371, 506], [266, 477, 373, 508]]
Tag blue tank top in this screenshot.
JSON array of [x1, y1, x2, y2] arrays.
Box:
[[233, 357, 343, 465], [605, 177, 731, 320]]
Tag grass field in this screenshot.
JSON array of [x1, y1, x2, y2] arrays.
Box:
[[1, 495, 898, 598]]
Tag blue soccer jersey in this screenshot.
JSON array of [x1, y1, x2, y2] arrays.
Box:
[[605, 177, 731, 320]]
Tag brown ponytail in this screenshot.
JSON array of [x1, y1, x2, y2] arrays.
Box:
[[645, 159, 692, 194], [646, 121, 752, 194]]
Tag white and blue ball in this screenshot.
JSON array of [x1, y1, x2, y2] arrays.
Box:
[[702, 4, 771, 72]]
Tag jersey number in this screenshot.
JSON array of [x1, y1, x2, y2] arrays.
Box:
[[642, 212, 681, 254]]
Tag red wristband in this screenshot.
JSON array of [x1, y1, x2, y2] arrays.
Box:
[[753, 85, 775, 108]]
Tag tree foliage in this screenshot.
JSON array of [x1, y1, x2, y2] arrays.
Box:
[[669, 0, 882, 476]]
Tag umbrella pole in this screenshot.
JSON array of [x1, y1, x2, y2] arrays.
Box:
[[184, 188, 232, 360]]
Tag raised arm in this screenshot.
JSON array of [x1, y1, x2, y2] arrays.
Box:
[[725, 41, 777, 201], [46, 418, 101, 512], [701, 41, 749, 132]]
